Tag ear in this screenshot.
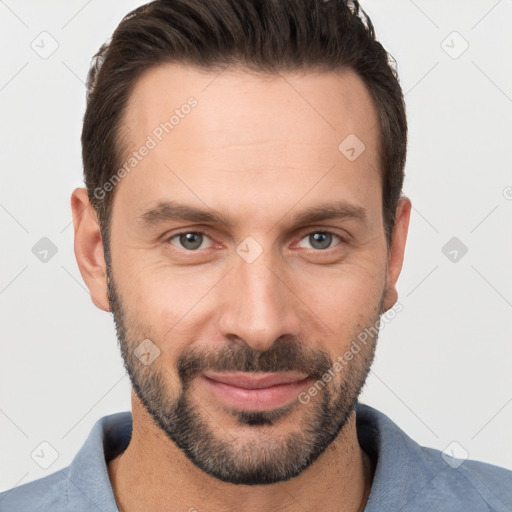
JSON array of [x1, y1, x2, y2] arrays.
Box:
[[381, 196, 412, 313], [70, 188, 111, 312]]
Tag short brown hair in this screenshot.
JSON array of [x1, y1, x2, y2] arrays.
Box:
[[82, 0, 407, 256]]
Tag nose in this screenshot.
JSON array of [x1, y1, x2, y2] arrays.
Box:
[[217, 251, 302, 352]]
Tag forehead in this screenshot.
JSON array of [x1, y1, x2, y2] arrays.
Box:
[[122, 62, 379, 152], [116, 62, 381, 225]]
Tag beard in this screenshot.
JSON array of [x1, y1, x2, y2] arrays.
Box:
[[106, 262, 382, 486]]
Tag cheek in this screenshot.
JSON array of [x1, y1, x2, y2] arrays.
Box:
[[291, 258, 386, 338], [116, 258, 226, 348]]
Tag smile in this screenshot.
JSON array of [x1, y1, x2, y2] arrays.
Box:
[[201, 371, 313, 411]]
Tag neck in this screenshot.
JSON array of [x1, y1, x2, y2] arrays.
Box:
[[108, 392, 374, 512]]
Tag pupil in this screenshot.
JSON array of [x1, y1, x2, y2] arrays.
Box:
[[310, 232, 331, 249], [180, 233, 202, 250]]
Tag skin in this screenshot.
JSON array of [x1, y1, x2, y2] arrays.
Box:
[[71, 63, 411, 511]]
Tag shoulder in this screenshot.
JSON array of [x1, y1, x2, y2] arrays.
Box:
[[0, 469, 69, 512], [0, 411, 131, 512], [356, 402, 512, 511], [420, 446, 512, 510]]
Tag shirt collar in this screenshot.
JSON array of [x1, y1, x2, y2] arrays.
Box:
[[67, 411, 132, 510], [355, 401, 438, 511]]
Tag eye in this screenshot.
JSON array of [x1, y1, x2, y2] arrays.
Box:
[[168, 232, 213, 251], [166, 230, 344, 253], [297, 231, 343, 250]]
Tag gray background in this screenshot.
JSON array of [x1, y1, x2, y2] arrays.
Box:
[[1, 0, 511, 490]]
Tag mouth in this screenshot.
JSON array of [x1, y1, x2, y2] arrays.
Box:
[[201, 371, 313, 412]]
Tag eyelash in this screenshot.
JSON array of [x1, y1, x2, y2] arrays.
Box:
[[165, 229, 346, 252]]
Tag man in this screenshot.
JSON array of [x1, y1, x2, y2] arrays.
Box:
[[1, 0, 511, 510]]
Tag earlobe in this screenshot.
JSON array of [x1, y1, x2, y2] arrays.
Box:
[[382, 196, 412, 313], [70, 188, 111, 312]]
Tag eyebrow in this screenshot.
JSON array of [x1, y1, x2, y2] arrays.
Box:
[[137, 200, 367, 230]]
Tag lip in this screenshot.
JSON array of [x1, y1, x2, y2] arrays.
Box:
[[203, 371, 309, 389], [201, 371, 312, 411]]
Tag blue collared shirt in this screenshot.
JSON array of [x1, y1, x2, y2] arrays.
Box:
[[1, 402, 511, 511]]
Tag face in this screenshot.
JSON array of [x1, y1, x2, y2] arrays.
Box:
[[101, 63, 398, 485]]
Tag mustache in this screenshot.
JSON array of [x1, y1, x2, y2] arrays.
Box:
[[176, 335, 333, 384]]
